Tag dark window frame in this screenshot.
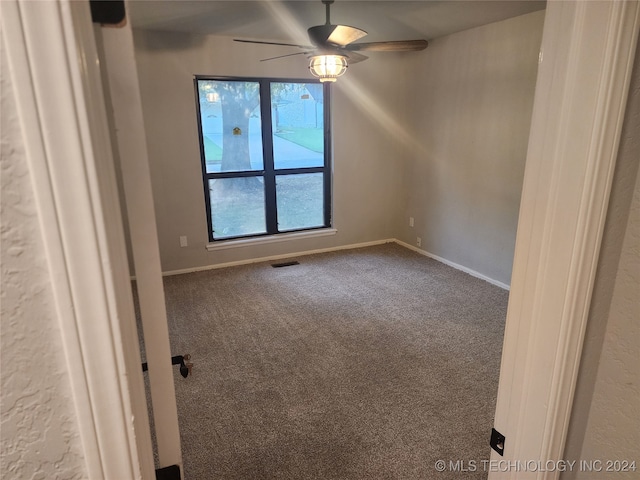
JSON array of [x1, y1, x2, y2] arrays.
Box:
[[194, 76, 332, 242]]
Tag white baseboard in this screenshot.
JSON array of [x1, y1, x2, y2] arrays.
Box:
[[159, 238, 510, 290], [393, 239, 510, 290], [161, 238, 396, 277]]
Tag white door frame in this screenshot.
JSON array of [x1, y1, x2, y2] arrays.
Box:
[[1, 0, 156, 477], [490, 1, 639, 479], [94, 6, 183, 471], [2, 0, 638, 478]]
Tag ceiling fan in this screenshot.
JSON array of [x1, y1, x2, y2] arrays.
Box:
[[234, 0, 429, 82]]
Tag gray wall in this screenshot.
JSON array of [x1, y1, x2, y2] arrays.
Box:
[[132, 31, 405, 273], [132, 10, 545, 283], [562, 39, 640, 480], [398, 11, 545, 285]]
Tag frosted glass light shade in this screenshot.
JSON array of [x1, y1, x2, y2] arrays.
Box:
[[309, 55, 348, 82]]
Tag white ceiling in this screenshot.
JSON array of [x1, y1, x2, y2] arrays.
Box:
[[128, 0, 546, 45]]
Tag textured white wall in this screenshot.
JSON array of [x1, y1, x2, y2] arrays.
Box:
[[0, 41, 87, 479], [575, 152, 640, 479]]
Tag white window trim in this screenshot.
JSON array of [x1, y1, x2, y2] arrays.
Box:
[[196, 77, 333, 243], [206, 228, 337, 251]]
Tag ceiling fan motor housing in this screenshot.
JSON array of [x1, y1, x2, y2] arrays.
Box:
[[233, 0, 428, 74]]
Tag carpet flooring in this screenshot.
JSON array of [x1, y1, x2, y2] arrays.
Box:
[[139, 243, 509, 479]]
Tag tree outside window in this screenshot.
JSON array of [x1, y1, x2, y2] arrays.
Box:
[[195, 77, 331, 241]]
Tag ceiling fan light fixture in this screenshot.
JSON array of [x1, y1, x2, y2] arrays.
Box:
[[309, 54, 348, 82]]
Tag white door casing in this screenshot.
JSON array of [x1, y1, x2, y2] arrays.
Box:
[[1, 0, 156, 477], [490, 1, 640, 479], [95, 6, 183, 471]]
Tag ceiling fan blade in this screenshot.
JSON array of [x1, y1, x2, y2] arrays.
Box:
[[327, 25, 367, 46], [346, 39, 429, 52], [308, 24, 367, 47], [260, 51, 314, 62], [345, 51, 368, 64], [234, 39, 312, 49], [308, 0, 367, 47]]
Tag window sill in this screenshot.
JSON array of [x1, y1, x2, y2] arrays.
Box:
[[205, 228, 337, 252]]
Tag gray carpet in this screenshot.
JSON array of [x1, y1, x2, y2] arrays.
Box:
[[139, 243, 509, 479]]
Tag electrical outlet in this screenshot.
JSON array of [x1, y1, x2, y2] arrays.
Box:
[[180, 235, 188, 247], [416, 237, 422, 247], [409, 217, 414, 227]]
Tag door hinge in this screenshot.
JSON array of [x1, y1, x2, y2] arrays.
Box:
[[155, 464, 181, 480], [490, 428, 505, 456]]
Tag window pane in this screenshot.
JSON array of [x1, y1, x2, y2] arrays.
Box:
[[210, 178, 266, 239], [276, 173, 324, 231], [271, 83, 324, 170], [198, 80, 263, 173]]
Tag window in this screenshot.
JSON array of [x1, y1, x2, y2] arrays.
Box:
[[195, 77, 332, 242]]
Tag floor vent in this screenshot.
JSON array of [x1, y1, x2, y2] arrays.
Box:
[[271, 261, 300, 268]]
